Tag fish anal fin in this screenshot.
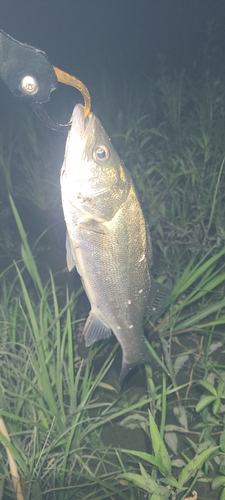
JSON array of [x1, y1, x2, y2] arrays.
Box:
[[83, 311, 112, 347]]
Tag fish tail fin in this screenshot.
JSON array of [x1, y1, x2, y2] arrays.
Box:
[[119, 348, 168, 385], [119, 359, 138, 385], [119, 351, 153, 385]]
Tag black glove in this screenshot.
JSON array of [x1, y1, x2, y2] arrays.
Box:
[[0, 29, 70, 130]]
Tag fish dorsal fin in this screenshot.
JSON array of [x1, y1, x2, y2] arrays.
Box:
[[145, 226, 168, 315], [148, 279, 169, 316], [83, 311, 112, 347], [66, 231, 76, 271], [146, 225, 153, 268]]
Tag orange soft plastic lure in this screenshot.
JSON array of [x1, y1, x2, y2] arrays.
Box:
[[54, 66, 91, 118]]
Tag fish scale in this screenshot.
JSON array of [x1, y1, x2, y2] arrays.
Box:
[[61, 103, 166, 382]]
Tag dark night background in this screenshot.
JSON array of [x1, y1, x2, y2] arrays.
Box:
[[1, 6, 225, 495], [0, 0, 225, 114]]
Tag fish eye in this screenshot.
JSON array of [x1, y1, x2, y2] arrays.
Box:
[[93, 145, 110, 163]]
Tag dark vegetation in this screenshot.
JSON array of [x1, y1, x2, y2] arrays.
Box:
[[1, 55, 225, 499]]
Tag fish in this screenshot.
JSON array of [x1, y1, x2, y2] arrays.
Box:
[[60, 103, 167, 382]]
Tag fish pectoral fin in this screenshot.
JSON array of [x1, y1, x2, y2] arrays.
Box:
[[66, 231, 76, 271], [79, 218, 118, 242], [83, 312, 112, 346], [78, 219, 104, 233], [78, 219, 113, 237]]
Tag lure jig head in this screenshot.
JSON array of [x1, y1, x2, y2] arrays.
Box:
[[0, 29, 91, 130]]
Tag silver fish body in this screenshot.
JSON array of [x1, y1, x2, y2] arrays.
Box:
[[61, 104, 159, 381]]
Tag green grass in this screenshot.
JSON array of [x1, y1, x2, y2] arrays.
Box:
[[109, 72, 225, 278], [1, 70, 225, 499], [0, 200, 136, 499]]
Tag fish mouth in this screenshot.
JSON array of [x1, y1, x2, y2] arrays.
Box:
[[70, 103, 94, 138]]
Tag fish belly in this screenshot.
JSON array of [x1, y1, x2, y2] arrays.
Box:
[[64, 184, 151, 366]]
